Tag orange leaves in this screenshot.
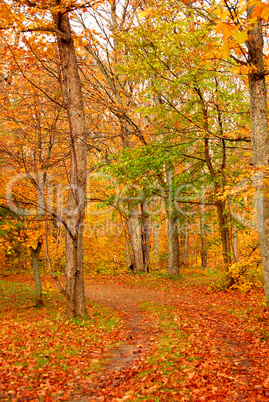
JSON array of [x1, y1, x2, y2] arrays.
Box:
[[214, 0, 269, 58], [251, 1, 269, 22], [215, 22, 248, 47], [215, 21, 234, 38], [0, 277, 125, 402], [138, 7, 154, 19]]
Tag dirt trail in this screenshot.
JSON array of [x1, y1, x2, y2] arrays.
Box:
[[72, 279, 269, 401], [72, 282, 163, 401], [84, 283, 160, 371]]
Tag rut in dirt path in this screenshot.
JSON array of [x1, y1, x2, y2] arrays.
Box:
[[84, 282, 160, 371], [73, 280, 269, 401], [71, 282, 161, 401]]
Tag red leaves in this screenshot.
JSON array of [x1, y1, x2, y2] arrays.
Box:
[[0, 277, 126, 401], [3, 275, 269, 401]]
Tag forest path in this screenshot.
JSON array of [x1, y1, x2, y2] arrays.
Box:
[[72, 276, 269, 401]]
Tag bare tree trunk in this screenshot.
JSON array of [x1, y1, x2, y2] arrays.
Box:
[[168, 217, 180, 275], [199, 200, 207, 268], [215, 200, 234, 285], [247, 8, 269, 305], [141, 202, 150, 272], [152, 220, 160, 268], [128, 204, 144, 272], [53, 8, 87, 318], [30, 241, 43, 307], [216, 200, 232, 266], [232, 225, 239, 263], [200, 234, 207, 269], [166, 169, 180, 275], [180, 224, 189, 268]]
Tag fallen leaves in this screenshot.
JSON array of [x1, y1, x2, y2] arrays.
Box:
[[0, 279, 125, 401], [2, 274, 269, 401]]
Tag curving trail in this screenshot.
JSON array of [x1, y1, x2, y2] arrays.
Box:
[[72, 278, 269, 401]]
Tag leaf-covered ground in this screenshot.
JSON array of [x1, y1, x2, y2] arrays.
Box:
[[0, 278, 125, 401], [1, 273, 269, 401]]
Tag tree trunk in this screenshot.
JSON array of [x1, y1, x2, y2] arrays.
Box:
[[200, 200, 207, 268], [180, 224, 189, 269], [247, 9, 269, 304], [216, 201, 232, 265], [200, 234, 207, 269], [128, 204, 144, 272], [152, 220, 160, 268], [53, 8, 87, 318], [168, 217, 180, 275], [141, 202, 150, 272], [216, 200, 233, 285], [30, 241, 43, 307], [232, 225, 239, 263], [166, 169, 180, 275]]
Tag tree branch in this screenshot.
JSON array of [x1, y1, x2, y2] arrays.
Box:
[[22, 27, 71, 40]]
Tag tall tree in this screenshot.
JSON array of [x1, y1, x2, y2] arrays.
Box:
[[52, 3, 88, 317], [114, 0, 250, 280], [0, 0, 89, 317], [246, 5, 269, 303], [213, 0, 269, 300]]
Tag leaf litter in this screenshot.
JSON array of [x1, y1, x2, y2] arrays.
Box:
[[1, 274, 269, 401]]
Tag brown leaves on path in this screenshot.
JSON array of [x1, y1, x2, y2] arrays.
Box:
[[74, 275, 269, 401], [2, 274, 269, 401], [0, 277, 126, 401]]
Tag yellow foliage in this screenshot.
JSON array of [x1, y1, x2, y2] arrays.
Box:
[[233, 29, 248, 45], [215, 22, 234, 38], [138, 7, 153, 18], [220, 42, 230, 58], [42, 281, 54, 295], [228, 256, 263, 292]]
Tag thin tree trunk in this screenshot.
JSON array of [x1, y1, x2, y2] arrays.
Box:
[[198, 82, 233, 284], [166, 169, 180, 275], [152, 220, 160, 268], [200, 199, 207, 268], [200, 234, 207, 269], [247, 8, 269, 304], [180, 225, 189, 268], [168, 217, 180, 275], [216, 200, 232, 266], [128, 204, 144, 272], [141, 202, 150, 272], [232, 225, 239, 263], [53, 8, 87, 318], [30, 241, 43, 307]]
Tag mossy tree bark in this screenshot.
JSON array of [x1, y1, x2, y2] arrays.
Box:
[[247, 7, 269, 305]]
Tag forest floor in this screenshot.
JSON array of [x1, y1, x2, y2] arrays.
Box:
[[2, 272, 269, 401]]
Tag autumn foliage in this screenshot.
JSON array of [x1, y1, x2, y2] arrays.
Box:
[[1, 0, 269, 400]]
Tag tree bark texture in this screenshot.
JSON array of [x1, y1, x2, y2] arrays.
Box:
[[216, 200, 232, 266], [168, 217, 180, 275], [180, 225, 189, 269], [232, 225, 239, 264], [166, 169, 180, 275], [247, 9, 269, 304], [141, 202, 150, 272], [200, 234, 207, 269], [53, 7, 87, 317], [152, 220, 160, 268], [30, 241, 43, 307], [128, 204, 144, 272]]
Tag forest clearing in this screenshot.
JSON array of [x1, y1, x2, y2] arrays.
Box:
[[1, 0, 269, 400]]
